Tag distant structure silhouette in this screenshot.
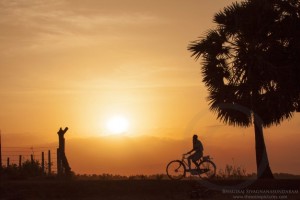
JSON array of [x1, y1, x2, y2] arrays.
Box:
[[57, 127, 71, 177], [0, 130, 2, 170]]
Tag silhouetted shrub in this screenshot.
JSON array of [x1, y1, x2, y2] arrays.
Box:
[[217, 164, 247, 179], [2, 164, 21, 179], [0, 159, 44, 180], [21, 160, 44, 177]]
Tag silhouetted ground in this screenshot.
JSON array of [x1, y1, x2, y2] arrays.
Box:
[[0, 179, 299, 199]]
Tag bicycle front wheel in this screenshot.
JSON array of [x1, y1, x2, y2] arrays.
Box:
[[198, 160, 216, 179], [166, 160, 186, 180]]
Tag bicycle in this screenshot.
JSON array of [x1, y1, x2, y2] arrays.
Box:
[[166, 154, 216, 180]]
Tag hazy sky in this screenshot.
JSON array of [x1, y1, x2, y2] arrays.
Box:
[[0, 0, 299, 175]]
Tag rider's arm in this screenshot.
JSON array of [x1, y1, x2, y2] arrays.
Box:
[[185, 149, 194, 154]]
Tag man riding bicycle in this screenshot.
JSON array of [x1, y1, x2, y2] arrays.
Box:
[[184, 134, 203, 171], [166, 134, 216, 179]]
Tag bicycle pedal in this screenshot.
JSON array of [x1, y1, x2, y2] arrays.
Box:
[[190, 169, 199, 175]]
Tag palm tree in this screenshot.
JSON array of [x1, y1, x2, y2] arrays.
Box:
[[188, 0, 300, 179]]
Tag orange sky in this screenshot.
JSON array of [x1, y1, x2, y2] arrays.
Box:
[[0, 0, 299, 175]]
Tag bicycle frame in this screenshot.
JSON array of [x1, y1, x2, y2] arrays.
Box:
[[166, 154, 216, 180], [181, 155, 190, 169], [181, 155, 211, 170]]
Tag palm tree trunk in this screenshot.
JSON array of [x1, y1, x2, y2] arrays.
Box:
[[253, 115, 274, 179]]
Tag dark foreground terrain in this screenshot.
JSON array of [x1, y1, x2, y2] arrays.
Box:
[[0, 179, 299, 200]]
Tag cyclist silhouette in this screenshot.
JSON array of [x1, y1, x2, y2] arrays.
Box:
[[184, 134, 203, 171], [167, 134, 216, 180]]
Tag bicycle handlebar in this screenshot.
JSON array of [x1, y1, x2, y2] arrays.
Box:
[[182, 154, 188, 159]]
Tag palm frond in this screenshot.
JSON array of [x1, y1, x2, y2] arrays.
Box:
[[188, 0, 300, 128]]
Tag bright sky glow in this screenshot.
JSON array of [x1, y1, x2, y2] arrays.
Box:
[[0, 0, 299, 175], [106, 115, 129, 134]]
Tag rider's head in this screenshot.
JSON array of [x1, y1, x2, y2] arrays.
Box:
[[193, 134, 198, 140]]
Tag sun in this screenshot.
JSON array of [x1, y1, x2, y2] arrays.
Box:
[[106, 115, 129, 135]]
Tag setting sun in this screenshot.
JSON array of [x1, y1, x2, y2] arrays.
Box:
[[106, 115, 129, 134]]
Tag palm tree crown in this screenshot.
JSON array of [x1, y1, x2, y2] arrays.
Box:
[[189, 0, 300, 127]]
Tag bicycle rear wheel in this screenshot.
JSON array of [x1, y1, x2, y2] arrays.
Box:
[[166, 160, 186, 180], [198, 160, 216, 179]]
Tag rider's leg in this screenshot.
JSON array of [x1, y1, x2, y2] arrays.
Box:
[[187, 155, 193, 171], [192, 151, 202, 169], [192, 159, 199, 169]]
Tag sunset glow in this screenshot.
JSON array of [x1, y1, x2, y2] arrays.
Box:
[[0, 0, 299, 176]]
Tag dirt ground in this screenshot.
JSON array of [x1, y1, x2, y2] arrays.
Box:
[[0, 179, 299, 200]]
